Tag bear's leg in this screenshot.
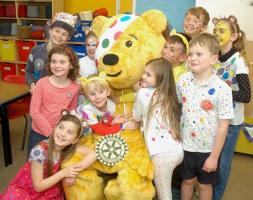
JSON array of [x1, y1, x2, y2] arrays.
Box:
[[104, 168, 155, 200]]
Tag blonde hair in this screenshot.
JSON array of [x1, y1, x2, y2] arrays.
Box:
[[186, 7, 210, 26], [82, 74, 110, 95], [145, 58, 181, 140], [190, 32, 220, 55]]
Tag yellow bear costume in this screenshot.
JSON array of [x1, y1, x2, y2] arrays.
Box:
[[62, 10, 167, 200]]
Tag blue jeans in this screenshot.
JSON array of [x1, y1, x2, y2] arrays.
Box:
[[27, 129, 48, 157], [213, 124, 241, 200]]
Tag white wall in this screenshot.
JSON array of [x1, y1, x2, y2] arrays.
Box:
[[196, 0, 253, 40]]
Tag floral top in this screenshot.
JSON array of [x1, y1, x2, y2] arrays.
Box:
[[72, 99, 122, 135], [132, 87, 183, 156], [177, 72, 234, 152]]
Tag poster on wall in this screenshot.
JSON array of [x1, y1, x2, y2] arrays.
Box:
[[135, 0, 195, 32]]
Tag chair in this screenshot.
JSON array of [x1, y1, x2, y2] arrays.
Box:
[[3, 75, 30, 151]]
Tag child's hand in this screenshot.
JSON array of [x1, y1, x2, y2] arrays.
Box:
[[112, 115, 127, 124], [61, 165, 82, 178], [202, 156, 218, 173], [63, 177, 76, 187], [125, 120, 140, 130], [133, 80, 142, 91]]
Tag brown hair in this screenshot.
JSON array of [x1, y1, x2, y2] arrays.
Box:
[[47, 45, 80, 81], [186, 7, 210, 26], [190, 32, 220, 55], [145, 57, 181, 140], [47, 110, 83, 176], [212, 15, 247, 60], [85, 30, 98, 43], [167, 32, 191, 54]]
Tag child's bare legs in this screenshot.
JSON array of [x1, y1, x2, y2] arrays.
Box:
[[198, 183, 212, 200], [181, 177, 197, 200]]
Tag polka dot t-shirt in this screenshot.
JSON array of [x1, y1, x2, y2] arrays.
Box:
[[177, 72, 234, 152]]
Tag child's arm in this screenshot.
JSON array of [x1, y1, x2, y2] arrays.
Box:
[[63, 145, 97, 186], [31, 160, 82, 192], [74, 145, 97, 170], [30, 81, 53, 136], [203, 84, 234, 172], [68, 84, 80, 110], [203, 119, 229, 172], [232, 74, 251, 103]]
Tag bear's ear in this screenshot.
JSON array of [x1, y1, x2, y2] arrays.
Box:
[[92, 16, 117, 37], [140, 10, 167, 34]]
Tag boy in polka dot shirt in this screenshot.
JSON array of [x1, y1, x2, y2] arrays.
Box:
[[177, 33, 234, 200]]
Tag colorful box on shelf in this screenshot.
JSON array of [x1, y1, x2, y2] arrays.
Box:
[[16, 41, 35, 62], [18, 4, 27, 17], [18, 64, 26, 76], [5, 4, 16, 17], [0, 23, 11, 36], [0, 63, 16, 79], [17, 26, 31, 39], [0, 4, 5, 17], [0, 40, 16, 61], [27, 5, 39, 18]]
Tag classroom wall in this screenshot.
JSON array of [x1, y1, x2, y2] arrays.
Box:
[[135, 0, 195, 32], [64, 0, 132, 16], [196, 0, 253, 40]]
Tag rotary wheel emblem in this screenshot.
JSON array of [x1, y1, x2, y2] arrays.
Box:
[[96, 134, 128, 166]]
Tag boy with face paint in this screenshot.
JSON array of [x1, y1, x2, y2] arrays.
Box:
[[25, 12, 77, 94], [212, 15, 251, 200], [183, 7, 210, 39]]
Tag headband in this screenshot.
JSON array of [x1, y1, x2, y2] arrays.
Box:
[[61, 109, 87, 130], [78, 71, 109, 87], [170, 29, 189, 53]]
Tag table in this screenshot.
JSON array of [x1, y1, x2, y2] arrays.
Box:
[[0, 81, 30, 167]]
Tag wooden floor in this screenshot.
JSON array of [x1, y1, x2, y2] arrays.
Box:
[[1, 117, 253, 199]]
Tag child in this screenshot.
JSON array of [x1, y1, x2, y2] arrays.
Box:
[[26, 12, 77, 94], [212, 16, 251, 200], [183, 7, 210, 39], [0, 110, 96, 199], [162, 29, 190, 83], [78, 30, 98, 104], [177, 33, 234, 200], [27, 45, 80, 155], [131, 57, 184, 200], [79, 30, 98, 78], [72, 72, 127, 135]]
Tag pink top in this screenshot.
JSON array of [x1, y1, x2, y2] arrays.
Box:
[[30, 77, 79, 136]]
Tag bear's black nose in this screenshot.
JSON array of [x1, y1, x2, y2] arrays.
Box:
[[103, 54, 119, 65]]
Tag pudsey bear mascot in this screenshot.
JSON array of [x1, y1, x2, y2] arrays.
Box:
[[62, 9, 167, 200]]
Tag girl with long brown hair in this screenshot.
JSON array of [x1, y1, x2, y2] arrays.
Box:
[[132, 57, 184, 200], [0, 110, 96, 199]]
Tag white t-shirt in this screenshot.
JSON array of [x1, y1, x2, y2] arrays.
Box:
[[79, 55, 98, 78], [215, 52, 249, 125], [177, 72, 234, 152], [132, 87, 183, 156]]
